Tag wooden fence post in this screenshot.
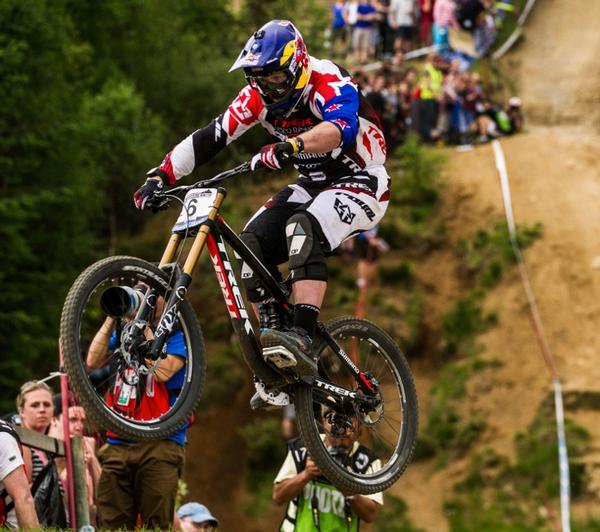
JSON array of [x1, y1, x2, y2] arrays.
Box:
[[70, 435, 90, 528]]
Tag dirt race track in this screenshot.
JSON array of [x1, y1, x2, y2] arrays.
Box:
[[397, 0, 600, 529]]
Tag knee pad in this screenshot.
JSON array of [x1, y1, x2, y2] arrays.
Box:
[[239, 231, 268, 302], [286, 213, 328, 282]]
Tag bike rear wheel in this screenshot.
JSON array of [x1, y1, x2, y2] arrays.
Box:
[[60, 256, 206, 440], [294, 316, 418, 495]]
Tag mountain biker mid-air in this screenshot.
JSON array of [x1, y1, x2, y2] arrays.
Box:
[[133, 20, 390, 405]]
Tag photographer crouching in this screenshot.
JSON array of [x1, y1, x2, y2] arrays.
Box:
[[272, 407, 382, 531]]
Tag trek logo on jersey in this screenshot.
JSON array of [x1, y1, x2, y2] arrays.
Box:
[[334, 198, 356, 224], [331, 118, 349, 130], [325, 103, 343, 113]]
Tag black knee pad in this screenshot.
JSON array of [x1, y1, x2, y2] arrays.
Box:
[[286, 213, 328, 282], [240, 231, 269, 302]]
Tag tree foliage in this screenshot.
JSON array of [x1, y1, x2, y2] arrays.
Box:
[[0, 0, 325, 412]]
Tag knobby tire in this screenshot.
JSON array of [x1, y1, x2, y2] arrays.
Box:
[[294, 316, 418, 495], [60, 256, 206, 440]]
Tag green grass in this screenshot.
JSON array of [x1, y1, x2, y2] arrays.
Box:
[[573, 518, 600, 532], [457, 221, 543, 290], [379, 260, 415, 288], [239, 416, 288, 518], [444, 398, 591, 531], [416, 357, 500, 464], [441, 291, 498, 356], [441, 220, 542, 355], [402, 290, 424, 353], [380, 134, 446, 253], [199, 341, 247, 407]]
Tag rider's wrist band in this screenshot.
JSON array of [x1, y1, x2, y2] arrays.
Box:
[[288, 136, 304, 154], [147, 168, 169, 186]]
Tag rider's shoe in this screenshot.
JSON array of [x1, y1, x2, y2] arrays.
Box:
[[261, 326, 318, 376]]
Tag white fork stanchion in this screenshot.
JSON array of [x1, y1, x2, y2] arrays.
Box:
[[491, 140, 571, 532]]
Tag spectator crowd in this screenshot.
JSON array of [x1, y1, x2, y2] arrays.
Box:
[[3, 376, 381, 530], [1, 379, 220, 531], [329, 0, 524, 148], [357, 51, 523, 149], [329, 0, 518, 61]]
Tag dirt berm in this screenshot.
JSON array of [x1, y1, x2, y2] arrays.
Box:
[[397, 0, 600, 529]]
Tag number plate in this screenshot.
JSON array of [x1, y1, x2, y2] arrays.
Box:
[[171, 188, 219, 234]]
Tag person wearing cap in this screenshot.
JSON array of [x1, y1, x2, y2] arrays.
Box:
[[176, 502, 219, 532], [506, 96, 524, 134]]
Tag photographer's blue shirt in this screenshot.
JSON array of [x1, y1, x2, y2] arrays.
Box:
[[107, 329, 188, 446]]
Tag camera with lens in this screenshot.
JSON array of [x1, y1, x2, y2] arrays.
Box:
[[100, 284, 147, 318]]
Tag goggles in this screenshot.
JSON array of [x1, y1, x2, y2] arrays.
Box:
[[246, 69, 295, 102]]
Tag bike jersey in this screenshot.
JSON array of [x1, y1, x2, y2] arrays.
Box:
[[275, 437, 383, 532], [154, 57, 387, 187]]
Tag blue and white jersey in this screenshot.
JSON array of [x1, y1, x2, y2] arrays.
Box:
[[154, 57, 388, 189]]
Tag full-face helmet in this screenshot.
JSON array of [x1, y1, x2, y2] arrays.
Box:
[[230, 20, 311, 118]]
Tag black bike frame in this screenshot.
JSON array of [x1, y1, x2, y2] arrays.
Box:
[[206, 215, 377, 398], [146, 168, 377, 401]]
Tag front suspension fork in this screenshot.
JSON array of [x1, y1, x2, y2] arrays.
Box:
[[148, 188, 227, 359]]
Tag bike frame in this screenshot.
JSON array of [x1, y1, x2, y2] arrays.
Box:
[[147, 176, 377, 401]]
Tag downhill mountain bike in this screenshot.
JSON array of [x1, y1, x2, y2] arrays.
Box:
[[60, 162, 418, 494]]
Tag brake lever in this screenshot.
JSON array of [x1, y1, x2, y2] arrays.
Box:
[[149, 193, 171, 213]]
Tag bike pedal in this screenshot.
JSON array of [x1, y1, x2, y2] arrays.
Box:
[[262, 346, 298, 369], [251, 381, 290, 410]]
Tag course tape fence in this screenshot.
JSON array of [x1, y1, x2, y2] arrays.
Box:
[[491, 139, 571, 532], [492, 0, 539, 59], [362, 0, 539, 71]]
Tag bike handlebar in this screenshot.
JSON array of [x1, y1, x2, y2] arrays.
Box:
[[151, 160, 255, 209], [167, 160, 253, 195], [150, 149, 294, 210]]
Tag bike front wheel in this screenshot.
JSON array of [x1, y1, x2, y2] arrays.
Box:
[[60, 256, 206, 440], [294, 316, 418, 495]]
